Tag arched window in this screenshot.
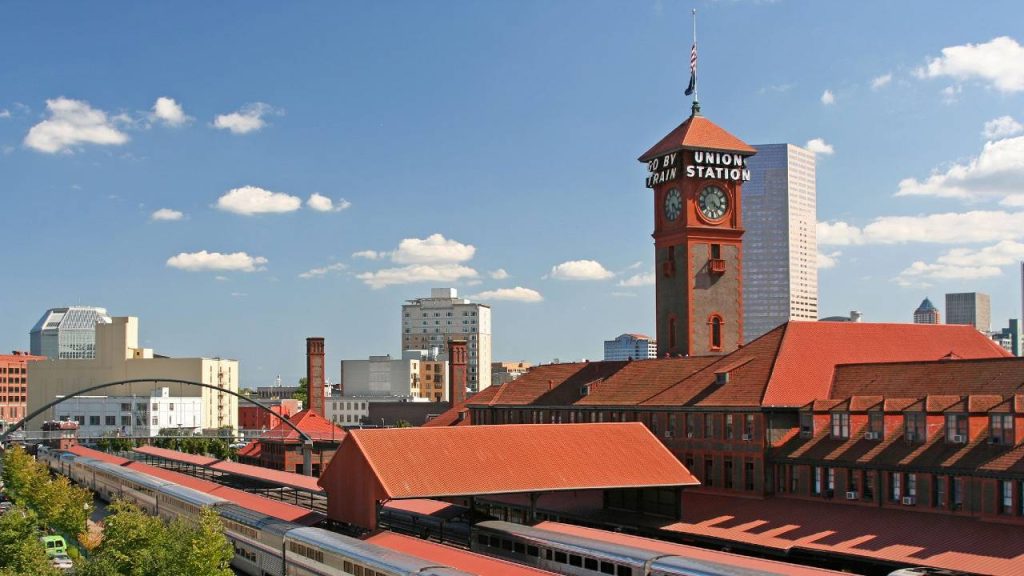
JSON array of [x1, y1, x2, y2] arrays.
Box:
[[709, 315, 723, 351]]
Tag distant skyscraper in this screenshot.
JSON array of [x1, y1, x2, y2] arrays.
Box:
[[603, 333, 658, 361], [402, 288, 491, 391], [913, 298, 941, 324], [743, 144, 818, 342], [945, 292, 991, 332], [30, 306, 112, 360]]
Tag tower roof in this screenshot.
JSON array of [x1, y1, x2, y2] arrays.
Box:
[[915, 297, 938, 313], [638, 114, 755, 162]]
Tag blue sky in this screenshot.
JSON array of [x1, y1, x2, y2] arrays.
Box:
[[2, 1, 1024, 385]]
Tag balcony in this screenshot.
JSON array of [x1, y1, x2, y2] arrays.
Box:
[[709, 258, 726, 274]]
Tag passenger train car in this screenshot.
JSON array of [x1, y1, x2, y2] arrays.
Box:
[[37, 447, 521, 576]]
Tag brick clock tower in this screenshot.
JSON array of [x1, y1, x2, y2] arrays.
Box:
[[639, 103, 756, 357]]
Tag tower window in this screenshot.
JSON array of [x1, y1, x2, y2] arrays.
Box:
[[668, 315, 677, 352], [709, 315, 723, 351], [711, 244, 721, 259]]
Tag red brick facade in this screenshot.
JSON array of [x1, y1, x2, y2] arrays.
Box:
[[0, 351, 45, 427]]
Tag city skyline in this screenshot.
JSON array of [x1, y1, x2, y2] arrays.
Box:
[[2, 2, 1024, 383]]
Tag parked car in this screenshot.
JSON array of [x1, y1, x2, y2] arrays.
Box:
[[50, 553, 73, 571]]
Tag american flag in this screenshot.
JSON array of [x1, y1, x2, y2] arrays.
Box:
[[684, 42, 697, 96]]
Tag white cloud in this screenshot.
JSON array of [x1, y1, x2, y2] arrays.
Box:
[[166, 250, 268, 272], [216, 186, 302, 215], [24, 97, 129, 153], [892, 240, 1024, 286], [917, 36, 1024, 93], [896, 135, 1024, 201], [817, 251, 841, 269], [352, 250, 382, 260], [151, 208, 184, 221], [618, 272, 655, 287], [820, 211, 1024, 246], [0, 109, 10, 118], [549, 259, 615, 281], [299, 262, 346, 279], [213, 102, 278, 134], [817, 221, 864, 246], [470, 286, 543, 303], [983, 116, 1023, 139], [231, 292, 247, 298], [940, 85, 962, 104], [489, 268, 509, 280], [870, 73, 893, 90], [392, 234, 475, 264], [152, 97, 189, 127], [820, 89, 835, 105], [306, 193, 351, 213], [215, 276, 228, 282], [805, 138, 835, 156], [356, 264, 478, 289]]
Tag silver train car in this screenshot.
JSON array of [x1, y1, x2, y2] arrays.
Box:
[[472, 521, 790, 576], [40, 449, 489, 576]]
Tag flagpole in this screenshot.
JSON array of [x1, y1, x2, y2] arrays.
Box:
[[692, 8, 698, 107]]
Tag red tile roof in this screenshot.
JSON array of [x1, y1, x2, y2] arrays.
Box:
[[665, 492, 1024, 576], [421, 401, 472, 427], [260, 409, 347, 442], [829, 356, 1024, 401], [67, 446, 321, 524], [323, 423, 699, 499], [133, 445, 323, 492], [639, 114, 756, 161], [366, 532, 556, 575], [536, 521, 845, 576], [765, 322, 1011, 407]]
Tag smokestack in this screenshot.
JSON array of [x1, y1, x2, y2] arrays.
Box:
[[306, 337, 326, 417], [448, 339, 468, 405]]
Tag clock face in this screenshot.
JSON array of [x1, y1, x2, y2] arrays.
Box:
[[664, 188, 682, 221], [697, 186, 729, 221]]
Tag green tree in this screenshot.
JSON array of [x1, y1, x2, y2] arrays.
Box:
[[395, 419, 412, 428], [0, 444, 47, 504], [0, 505, 60, 576], [80, 500, 165, 576], [162, 508, 234, 576], [34, 474, 93, 537], [292, 377, 308, 405]]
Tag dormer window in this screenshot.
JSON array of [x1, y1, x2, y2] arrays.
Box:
[[990, 414, 1014, 445], [799, 412, 813, 438], [866, 410, 883, 440], [946, 414, 968, 444], [904, 412, 926, 444], [830, 412, 850, 439]]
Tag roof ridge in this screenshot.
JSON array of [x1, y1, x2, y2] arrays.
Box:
[[758, 323, 789, 405]]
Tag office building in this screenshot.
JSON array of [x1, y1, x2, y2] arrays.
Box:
[[401, 288, 491, 391], [26, 316, 238, 431], [913, 298, 941, 324], [53, 387, 203, 438], [339, 351, 448, 402], [0, 351, 45, 429], [991, 319, 1021, 356], [603, 334, 657, 361], [945, 292, 991, 332], [30, 306, 112, 360], [743, 144, 818, 341], [238, 398, 301, 430], [491, 361, 533, 386]]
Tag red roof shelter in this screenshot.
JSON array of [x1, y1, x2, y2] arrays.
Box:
[[319, 423, 699, 531]]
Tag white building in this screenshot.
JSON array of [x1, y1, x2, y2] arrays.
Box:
[[743, 143, 818, 342], [401, 288, 491, 391], [54, 387, 203, 437], [339, 352, 448, 402], [603, 334, 657, 361], [27, 317, 238, 432]]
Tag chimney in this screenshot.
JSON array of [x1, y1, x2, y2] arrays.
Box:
[[306, 337, 326, 417], [447, 339, 468, 405]]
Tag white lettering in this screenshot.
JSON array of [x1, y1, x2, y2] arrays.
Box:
[[694, 151, 704, 163], [649, 159, 659, 172], [729, 168, 740, 180], [742, 169, 751, 181], [733, 154, 743, 166], [722, 154, 732, 166], [686, 165, 696, 178]]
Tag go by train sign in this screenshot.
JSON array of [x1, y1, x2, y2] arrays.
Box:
[[645, 150, 751, 188]]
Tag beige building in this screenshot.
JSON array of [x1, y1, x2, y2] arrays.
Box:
[[26, 317, 238, 431], [402, 288, 492, 391]]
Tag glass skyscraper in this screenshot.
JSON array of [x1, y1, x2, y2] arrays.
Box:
[[743, 144, 818, 342], [30, 306, 112, 360]]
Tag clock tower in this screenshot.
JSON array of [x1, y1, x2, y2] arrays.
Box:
[[639, 103, 756, 357]]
